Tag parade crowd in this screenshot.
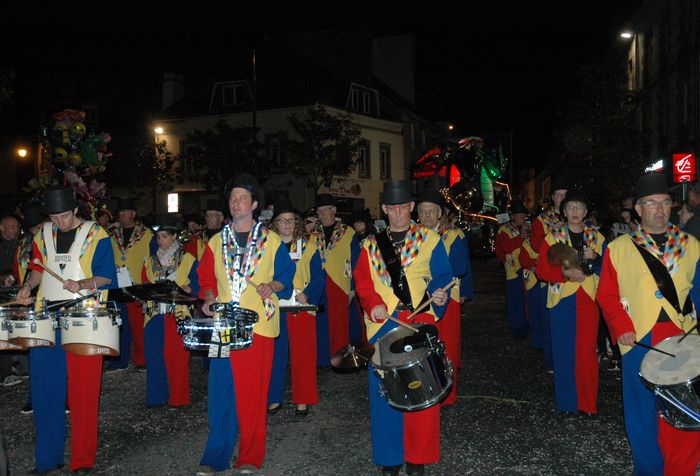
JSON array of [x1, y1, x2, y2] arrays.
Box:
[[1, 169, 699, 475]]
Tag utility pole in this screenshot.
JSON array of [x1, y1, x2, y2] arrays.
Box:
[[252, 48, 257, 169]]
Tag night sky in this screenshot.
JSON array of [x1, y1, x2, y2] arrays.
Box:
[[0, 1, 638, 174]]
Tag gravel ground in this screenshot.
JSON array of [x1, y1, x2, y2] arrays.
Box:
[[0, 257, 637, 475]]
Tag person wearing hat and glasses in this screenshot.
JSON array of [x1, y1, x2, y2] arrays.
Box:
[[354, 180, 451, 476], [140, 214, 199, 408], [266, 197, 325, 416], [416, 187, 471, 406], [597, 172, 700, 475], [535, 190, 605, 417], [495, 199, 533, 339], [107, 197, 156, 371], [530, 176, 569, 369], [16, 186, 117, 474], [185, 198, 228, 260], [196, 173, 294, 475], [314, 193, 361, 366]]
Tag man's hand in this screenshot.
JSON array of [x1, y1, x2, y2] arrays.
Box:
[[618, 331, 636, 347], [369, 305, 388, 323], [15, 283, 34, 306], [202, 292, 217, 317], [583, 246, 597, 260], [563, 268, 586, 283], [431, 288, 448, 307], [257, 283, 275, 300], [63, 279, 82, 294], [295, 292, 308, 305]]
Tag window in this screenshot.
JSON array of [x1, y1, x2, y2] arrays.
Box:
[[265, 134, 286, 171], [379, 143, 391, 179], [358, 140, 371, 179], [351, 89, 359, 110], [222, 84, 244, 106], [179, 142, 198, 180], [362, 92, 371, 113]]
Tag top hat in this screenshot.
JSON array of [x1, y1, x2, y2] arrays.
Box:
[[349, 208, 373, 225], [151, 213, 182, 233], [560, 190, 589, 212], [225, 173, 262, 211], [551, 176, 570, 193], [41, 186, 78, 215], [417, 187, 445, 208], [205, 198, 227, 215], [22, 201, 45, 229], [636, 172, 669, 203], [271, 197, 297, 222], [315, 193, 337, 208], [116, 197, 137, 212], [382, 180, 414, 205], [510, 199, 528, 215]]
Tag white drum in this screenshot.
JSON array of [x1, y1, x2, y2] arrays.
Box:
[[7, 309, 56, 348], [58, 308, 121, 357], [0, 308, 29, 350]]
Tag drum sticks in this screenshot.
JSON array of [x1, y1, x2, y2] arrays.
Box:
[[32, 259, 67, 285], [678, 322, 699, 343], [634, 340, 676, 358], [385, 278, 460, 334]]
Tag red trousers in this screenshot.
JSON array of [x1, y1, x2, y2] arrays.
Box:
[[326, 278, 350, 357], [437, 299, 461, 406], [231, 334, 274, 469], [288, 311, 319, 404], [127, 302, 145, 367], [575, 290, 599, 414], [66, 354, 102, 471], [164, 315, 190, 407]]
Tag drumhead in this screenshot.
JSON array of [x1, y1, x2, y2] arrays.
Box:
[[375, 325, 431, 369], [59, 308, 116, 319], [640, 334, 700, 386], [2, 308, 53, 320]]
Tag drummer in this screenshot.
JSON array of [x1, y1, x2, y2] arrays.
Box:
[[196, 173, 294, 475], [16, 186, 117, 474], [141, 214, 199, 408], [266, 198, 325, 416], [353, 180, 451, 476], [597, 172, 700, 475]]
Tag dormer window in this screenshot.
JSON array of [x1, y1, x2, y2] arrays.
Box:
[[351, 90, 359, 110], [210, 80, 250, 111], [362, 92, 371, 113], [347, 83, 380, 116]]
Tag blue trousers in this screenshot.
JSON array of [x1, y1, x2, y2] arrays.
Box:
[[200, 358, 239, 471], [549, 295, 578, 412], [30, 329, 67, 472], [505, 273, 528, 338], [527, 283, 544, 349], [144, 315, 168, 406], [268, 312, 289, 405], [541, 291, 553, 370], [108, 302, 131, 369]]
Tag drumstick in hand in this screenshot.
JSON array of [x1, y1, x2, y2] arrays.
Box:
[[0, 299, 24, 307], [404, 278, 459, 321], [33, 259, 67, 284]]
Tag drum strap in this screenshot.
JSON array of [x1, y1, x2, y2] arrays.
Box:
[[633, 243, 692, 317], [375, 232, 429, 311]]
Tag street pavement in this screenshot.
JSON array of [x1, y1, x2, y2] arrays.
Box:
[[0, 257, 638, 475]]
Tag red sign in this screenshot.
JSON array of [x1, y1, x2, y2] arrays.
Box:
[[673, 153, 697, 183]]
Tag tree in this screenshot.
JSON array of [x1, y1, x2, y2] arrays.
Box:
[[287, 103, 362, 192], [184, 119, 260, 191]]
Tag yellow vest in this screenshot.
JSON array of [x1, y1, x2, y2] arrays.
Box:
[[206, 228, 284, 338], [142, 251, 197, 325], [293, 235, 318, 298], [544, 229, 605, 308], [362, 225, 441, 340], [607, 234, 700, 354], [110, 224, 154, 285], [321, 224, 355, 294], [521, 240, 539, 291]]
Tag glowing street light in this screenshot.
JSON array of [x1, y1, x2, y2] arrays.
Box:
[[17, 148, 28, 158], [154, 127, 164, 135], [620, 31, 633, 39]]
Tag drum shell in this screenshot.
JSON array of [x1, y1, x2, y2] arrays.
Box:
[[182, 316, 256, 352], [0, 309, 25, 350], [372, 325, 453, 412], [7, 310, 56, 349], [59, 309, 121, 357]]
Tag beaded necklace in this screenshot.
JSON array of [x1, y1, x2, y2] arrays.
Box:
[[222, 222, 263, 304], [112, 222, 147, 261], [318, 223, 347, 264], [630, 223, 686, 275]]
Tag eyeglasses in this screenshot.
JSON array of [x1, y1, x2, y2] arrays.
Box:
[[639, 199, 673, 208], [564, 204, 586, 211], [275, 218, 295, 225]]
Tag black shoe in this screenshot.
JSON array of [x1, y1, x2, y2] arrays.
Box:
[[72, 468, 92, 475], [380, 466, 401, 476], [30, 464, 64, 474], [267, 404, 281, 415], [295, 405, 309, 416], [405, 462, 425, 476], [21, 404, 33, 415]]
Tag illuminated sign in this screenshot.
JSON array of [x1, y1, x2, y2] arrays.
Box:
[[167, 193, 179, 213], [644, 159, 663, 172], [672, 153, 696, 183]]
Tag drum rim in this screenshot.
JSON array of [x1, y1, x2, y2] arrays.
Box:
[[639, 334, 700, 387]]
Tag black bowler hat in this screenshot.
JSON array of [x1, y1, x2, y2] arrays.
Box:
[[561, 190, 589, 212], [510, 199, 528, 215], [205, 198, 226, 215], [116, 197, 137, 212], [350, 208, 373, 225], [417, 187, 445, 208], [225, 173, 263, 211], [382, 180, 414, 205], [551, 176, 570, 193], [636, 172, 669, 203], [271, 197, 298, 222], [315, 193, 337, 208], [41, 186, 78, 215], [151, 213, 182, 233], [22, 201, 45, 229]]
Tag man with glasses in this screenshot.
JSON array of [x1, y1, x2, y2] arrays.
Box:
[[597, 172, 700, 475], [354, 180, 451, 476], [535, 190, 605, 416]]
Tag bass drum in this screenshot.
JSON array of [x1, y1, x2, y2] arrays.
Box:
[[372, 324, 452, 412], [640, 333, 700, 430]]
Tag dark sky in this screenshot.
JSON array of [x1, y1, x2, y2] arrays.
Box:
[[0, 1, 638, 173]]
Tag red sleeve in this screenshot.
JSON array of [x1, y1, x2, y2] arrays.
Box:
[[518, 244, 537, 270], [353, 249, 386, 313], [197, 245, 218, 299], [183, 238, 198, 258], [530, 219, 546, 253], [28, 242, 44, 274], [534, 240, 566, 283], [141, 261, 149, 283], [595, 249, 635, 341], [494, 229, 524, 263]]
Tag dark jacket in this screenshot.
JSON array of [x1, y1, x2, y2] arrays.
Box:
[[683, 204, 700, 240]]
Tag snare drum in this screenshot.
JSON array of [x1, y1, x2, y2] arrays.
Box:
[[7, 308, 56, 348], [181, 305, 258, 351], [640, 333, 700, 430], [0, 308, 29, 350], [58, 308, 121, 357], [372, 324, 453, 412]]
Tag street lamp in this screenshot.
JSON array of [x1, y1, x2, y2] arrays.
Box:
[[620, 31, 633, 39], [154, 127, 164, 135], [17, 148, 28, 158]]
